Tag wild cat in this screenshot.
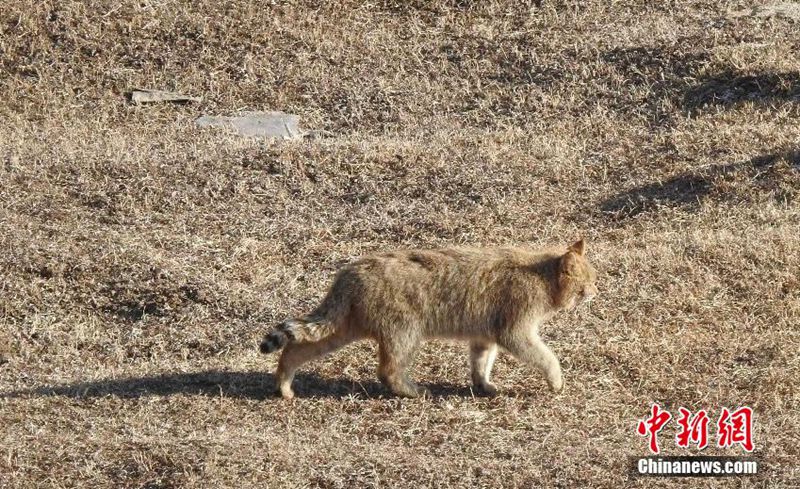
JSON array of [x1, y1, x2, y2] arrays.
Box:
[[260, 240, 597, 399]]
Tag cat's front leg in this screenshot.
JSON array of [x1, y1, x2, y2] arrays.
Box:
[[470, 341, 499, 395], [500, 331, 563, 393]]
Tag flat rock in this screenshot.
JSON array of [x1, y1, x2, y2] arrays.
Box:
[[730, 2, 800, 20], [130, 88, 201, 104], [195, 111, 306, 139]]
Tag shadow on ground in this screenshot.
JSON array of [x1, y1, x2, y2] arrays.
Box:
[[599, 150, 800, 221], [599, 45, 799, 121], [0, 370, 483, 400], [685, 71, 800, 113], [600, 45, 709, 124]]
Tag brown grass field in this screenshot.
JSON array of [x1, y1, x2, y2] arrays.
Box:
[[1, 1, 799, 487]]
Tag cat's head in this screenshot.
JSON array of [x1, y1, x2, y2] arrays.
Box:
[[556, 239, 598, 310]]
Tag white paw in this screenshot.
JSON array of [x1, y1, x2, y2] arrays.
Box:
[[280, 385, 295, 400], [549, 375, 563, 394]]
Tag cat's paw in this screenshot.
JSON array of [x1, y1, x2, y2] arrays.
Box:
[[548, 376, 564, 394], [279, 384, 295, 400], [394, 383, 430, 399], [476, 382, 498, 396]]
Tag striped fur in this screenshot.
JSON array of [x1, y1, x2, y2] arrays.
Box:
[[260, 240, 597, 399], [259, 317, 337, 354]]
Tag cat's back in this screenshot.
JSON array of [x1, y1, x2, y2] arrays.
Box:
[[333, 245, 562, 329], [345, 245, 560, 282]]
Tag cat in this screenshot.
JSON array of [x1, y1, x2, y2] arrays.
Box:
[[260, 239, 597, 399]]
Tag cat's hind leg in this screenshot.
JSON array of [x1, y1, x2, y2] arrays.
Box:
[[470, 341, 499, 395], [377, 331, 428, 398], [276, 330, 360, 399]]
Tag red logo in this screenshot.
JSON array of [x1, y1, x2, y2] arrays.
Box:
[[637, 404, 672, 454], [717, 407, 754, 452], [637, 404, 754, 454], [675, 408, 710, 450]]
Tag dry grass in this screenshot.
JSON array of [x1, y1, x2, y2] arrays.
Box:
[[1, 1, 799, 487]]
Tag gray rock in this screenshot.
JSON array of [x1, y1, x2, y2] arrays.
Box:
[[730, 2, 800, 21], [195, 111, 306, 139], [130, 88, 201, 104]]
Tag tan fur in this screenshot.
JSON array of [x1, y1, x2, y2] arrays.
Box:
[[260, 240, 598, 399]]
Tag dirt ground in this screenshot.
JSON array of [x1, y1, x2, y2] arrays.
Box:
[[1, 1, 798, 487]]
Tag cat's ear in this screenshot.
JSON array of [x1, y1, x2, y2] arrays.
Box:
[[568, 239, 585, 256], [560, 251, 577, 275]]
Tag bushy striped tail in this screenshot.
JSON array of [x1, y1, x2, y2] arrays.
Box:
[[259, 316, 337, 354]]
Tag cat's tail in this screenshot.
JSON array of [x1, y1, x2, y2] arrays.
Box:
[[259, 316, 337, 354], [260, 268, 356, 354]]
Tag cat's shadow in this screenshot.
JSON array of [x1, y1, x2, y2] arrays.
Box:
[[0, 370, 482, 401]]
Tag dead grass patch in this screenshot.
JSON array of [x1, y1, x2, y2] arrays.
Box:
[[1, 1, 799, 487]]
